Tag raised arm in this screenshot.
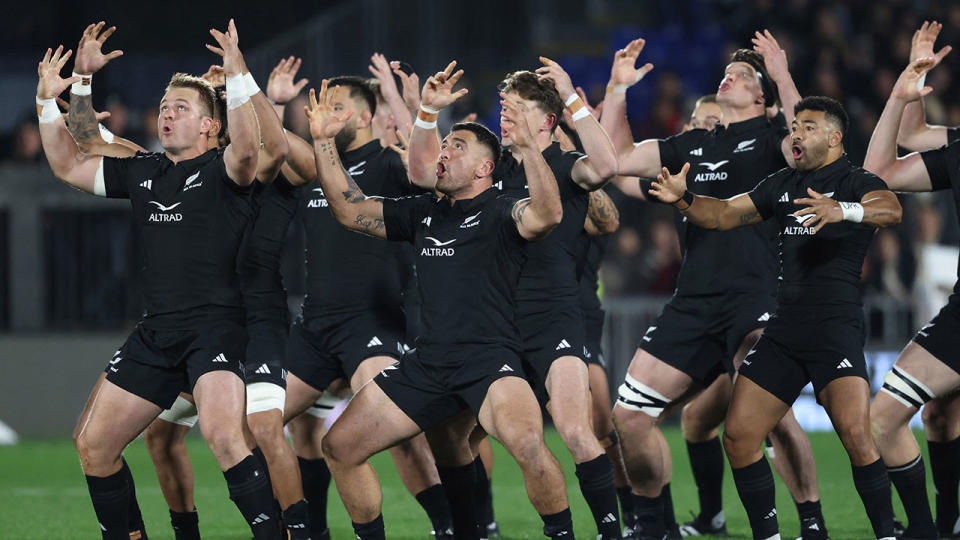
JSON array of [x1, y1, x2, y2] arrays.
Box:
[[36, 46, 104, 194], [407, 61, 469, 190], [266, 56, 309, 125], [899, 21, 953, 151], [752, 29, 801, 165], [865, 56, 947, 191], [501, 93, 563, 240], [369, 52, 413, 140], [207, 19, 259, 186], [793, 187, 901, 233], [584, 188, 620, 235], [536, 57, 618, 188], [305, 81, 387, 239], [391, 61, 421, 118], [281, 129, 318, 186], [649, 163, 762, 231]]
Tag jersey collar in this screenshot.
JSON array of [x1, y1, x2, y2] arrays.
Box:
[[796, 153, 851, 181], [341, 140, 382, 164], [716, 115, 768, 136], [450, 186, 499, 212], [165, 148, 219, 169]]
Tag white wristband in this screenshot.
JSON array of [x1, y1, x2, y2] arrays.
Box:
[[225, 73, 250, 111], [414, 117, 437, 130], [612, 71, 648, 94], [71, 71, 92, 96], [36, 96, 60, 124], [243, 72, 260, 98], [917, 72, 927, 92], [420, 104, 439, 115], [98, 123, 115, 144], [564, 93, 579, 107], [571, 107, 591, 121], [839, 201, 864, 223]]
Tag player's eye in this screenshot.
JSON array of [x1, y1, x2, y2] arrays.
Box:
[[455, 143, 463, 150]]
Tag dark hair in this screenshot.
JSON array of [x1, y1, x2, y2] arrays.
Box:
[[451, 121, 502, 164], [499, 70, 563, 129], [794, 96, 849, 136], [166, 73, 217, 118], [212, 84, 229, 146], [327, 76, 377, 116], [695, 94, 717, 106], [729, 49, 778, 107]]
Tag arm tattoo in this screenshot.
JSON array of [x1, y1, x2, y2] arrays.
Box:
[[511, 200, 530, 224], [587, 190, 619, 226], [354, 213, 385, 232], [67, 94, 100, 147], [341, 169, 366, 203], [739, 210, 760, 224]]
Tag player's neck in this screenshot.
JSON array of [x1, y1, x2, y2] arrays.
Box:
[[719, 103, 765, 127], [811, 148, 845, 171], [344, 130, 374, 152], [164, 141, 208, 164], [443, 179, 492, 205]]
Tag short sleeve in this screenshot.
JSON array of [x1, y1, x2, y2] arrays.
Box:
[[382, 193, 436, 243], [657, 135, 684, 172], [748, 170, 785, 219], [495, 194, 525, 242], [557, 151, 589, 200], [849, 171, 891, 200], [947, 126, 960, 145], [101, 155, 139, 199], [921, 141, 960, 192], [760, 121, 789, 168]]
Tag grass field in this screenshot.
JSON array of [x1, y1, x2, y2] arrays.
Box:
[[0, 426, 927, 539]]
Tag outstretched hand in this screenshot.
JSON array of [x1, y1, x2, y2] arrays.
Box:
[[648, 163, 690, 203], [268, 56, 309, 104], [391, 61, 421, 112], [74, 22, 123, 76], [793, 188, 841, 233], [207, 19, 245, 77], [37, 46, 78, 99], [608, 38, 654, 89], [751, 29, 789, 83], [305, 79, 354, 141], [891, 55, 946, 103], [911, 21, 952, 64], [536, 57, 575, 99], [500, 92, 536, 149], [420, 60, 468, 111]]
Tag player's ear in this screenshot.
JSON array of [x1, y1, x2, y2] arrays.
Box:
[[356, 109, 373, 129], [829, 128, 843, 148], [200, 116, 215, 134], [478, 157, 495, 178]]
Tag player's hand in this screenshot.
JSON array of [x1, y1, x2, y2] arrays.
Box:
[[267, 56, 309, 104], [74, 22, 123, 76], [207, 19, 244, 78], [56, 97, 111, 127], [420, 60, 468, 111], [911, 21, 952, 64], [793, 188, 841, 233], [500, 92, 536, 149], [305, 80, 354, 141], [369, 53, 402, 100], [37, 46, 78, 99], [608, 38, 654, 90], [649, 163, 690, 203], [201, 64, 226, 87], [391, 61, 421, 112], [891, 56, 944, 103], [751, 29, 789, 84], [536, 57, 576, 99]]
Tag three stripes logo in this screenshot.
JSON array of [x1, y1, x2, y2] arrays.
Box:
[[212, 353, 228, 363], [251, 513, 271, 525], [254, 364, 271, 375], [367, 336, 383, 348], [779, 192, 790, 203], [555, 339, 571, 350], [499, 364, 514, 372], [836, 358, 853, 369], [140, 180, 152, 190]]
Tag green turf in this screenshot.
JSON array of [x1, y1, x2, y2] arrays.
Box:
[[0, 427, 926, 539]]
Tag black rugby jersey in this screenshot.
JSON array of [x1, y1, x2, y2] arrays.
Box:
[[241, 173, 300, 319], [576, 231, 608, 314], [921, 140, 960, 296], [101, 148, 255, 329], [658, 115, 788, 296], [382, 188, 526, 365], [748, 155, 889, 309], [300, 140, 413, 318], [947, 126, 960, 144], [495, 142, 588, 313]]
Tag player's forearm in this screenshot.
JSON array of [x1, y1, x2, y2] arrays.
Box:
[[225, 100, 261, 180], [864, 97, 908, 180], [859, 194, 903, 229], [283, 131, 318, 185], [67, 93, 102, 152], [250, 90, 289, 178], [678, 195, 743, 231], [774, 75, 801, 128], [586, 189, 619, 234], [898, 100, 947, 151], [313, 137, 366, 223], [381, 85, 413, 140], [519, 145, 563, 234], [600, 92, 635, 157], [407, 123, 440, 189], [572, 116, 618, 182]]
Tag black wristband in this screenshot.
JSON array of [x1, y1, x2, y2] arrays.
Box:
[[681, 190, 694, 206]]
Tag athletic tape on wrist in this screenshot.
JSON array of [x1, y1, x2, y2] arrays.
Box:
[[242, 72, 260, 98], [225, 73, 249, 111], [917, 72, 927, 92], [570, 107, 591, 121], [71, 71, 92, 96], [564, 93, 579, 107], [98, 123, 115, 144], [420, 104, 440, 115], [36, 96, 60, 124], [839, 201, 864, 223], [414, 117, 437, 130]]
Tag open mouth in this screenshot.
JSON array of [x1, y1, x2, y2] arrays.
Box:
[[161, 125, 173, 135], [791, 144, 803, 160], [436, 161, 446, 178]]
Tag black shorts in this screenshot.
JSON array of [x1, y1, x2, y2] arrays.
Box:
[[912, 300, 960, 374], [105, 320, 247, 409], [640, 292, 777, 386], [376, 347, 525, 431], [517, 307, 587, 400], [244, 314, 289, 388], [583, 309, 606, 368], [738, 308, 868, 405], [286, 311, 405, 391]]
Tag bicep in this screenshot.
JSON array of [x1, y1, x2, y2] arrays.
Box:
[[223, 144, 258, 186], [900, 126, 949, 153], [63, 155, 106, 195], [349, 197, 389, 239], [284, 133, 319, 185], [511, 199, 545, 241], [619, 139, 663, 179], [875, 152, 933, 192], [571, 156, 606, 190]]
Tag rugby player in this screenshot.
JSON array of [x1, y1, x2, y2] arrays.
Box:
[[649, 96, 902, 540], [37, 19, 286, 539], [601, 34, 827, 539], [307, 74, 573, 539]]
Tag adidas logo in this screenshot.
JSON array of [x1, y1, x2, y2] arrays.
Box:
[[499, 364, 514, 373], [421, 216, 432, 227], [763, 508, 777, 520], [367, 336, 383, 347], [757, 312, 771, 322], [255, 364, 271, 375], [212, 353, 228, 363], [601, 513, 617, 524], [918, 322, 935, 337], [689, 147, 703, 156], [251, 513, 271, 525], [555, 339, 571, 350], [837, 358, 853, 369], [779, 192, 789, 203], [582, 346, 591, 359], [140, 180, 152, 190]]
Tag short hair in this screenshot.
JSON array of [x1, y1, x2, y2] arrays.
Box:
[[451, 121, 502, 164], [212, 84, 228, 145], [695, 94, 717, 106], [499, 70, 563, 129], [327, 76, 377, 116], [794, 96, 849, 136], [165, 73, 217, 118], [729, 49, 778, 107]]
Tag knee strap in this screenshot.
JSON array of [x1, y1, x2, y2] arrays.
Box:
[[881, 365, 935, 410], [616, 373, 669, 418]]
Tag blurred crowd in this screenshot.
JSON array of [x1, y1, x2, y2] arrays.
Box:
[[3, 0, 959, 327]]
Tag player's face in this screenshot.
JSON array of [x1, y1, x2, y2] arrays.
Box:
[[686, 101, 722, 131], [499, 91, 552, 147], [158, 87, 213, 152], [330, 86, 362, 152], [436, 130, 491, 194], [790, 109, 839, 171], [716, 62, 763, 109]]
